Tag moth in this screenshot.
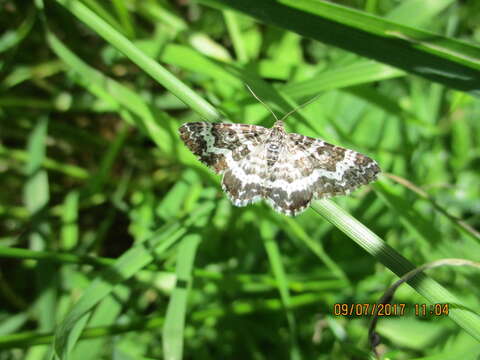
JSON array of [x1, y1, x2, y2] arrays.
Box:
[[179, 89, 380, 216]]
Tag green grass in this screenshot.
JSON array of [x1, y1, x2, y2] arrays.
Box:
[[1, 0, 480, 359]]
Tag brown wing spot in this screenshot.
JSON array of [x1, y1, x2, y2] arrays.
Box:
[[315, 145, 346, 171], [222, 169, 241, 198], [267, 187, 313, 215]]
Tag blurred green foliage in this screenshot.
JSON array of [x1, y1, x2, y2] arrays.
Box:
[[1, 0, 480, 359]]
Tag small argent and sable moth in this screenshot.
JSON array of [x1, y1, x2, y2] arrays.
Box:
[[179, 117, 380, 216]]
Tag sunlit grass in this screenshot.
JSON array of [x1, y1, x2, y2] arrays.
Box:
[[1, 0, 480, 359]]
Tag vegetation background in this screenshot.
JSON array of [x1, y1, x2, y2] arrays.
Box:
[[1, 0, 480, 359]]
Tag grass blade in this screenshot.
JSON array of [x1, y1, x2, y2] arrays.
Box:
[[162, 235, 201, 360], [311, 198, 480, 342], [54, 0, 219, 120], [199, 0, 480, 93]]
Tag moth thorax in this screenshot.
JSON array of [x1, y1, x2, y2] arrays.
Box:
[[266, 141, 282, 167], [269, 122, 286, 142], [268, 142, 280, 151]]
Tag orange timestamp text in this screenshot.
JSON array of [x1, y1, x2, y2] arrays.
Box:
[[333, 303, 450, 317], [333, 303, 406, 316]]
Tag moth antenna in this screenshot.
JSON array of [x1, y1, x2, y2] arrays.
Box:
[[245, 84, 280, 122], [279, 93, 322, 122]]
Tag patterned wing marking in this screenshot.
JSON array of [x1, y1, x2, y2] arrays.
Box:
[[265, 133, 380, 215], [179, 122, 268, 174], [221, 144, 269, 207], [287, 133, 380, 196], [179, 120, 380, 216], [265, 144, 315, 216]]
